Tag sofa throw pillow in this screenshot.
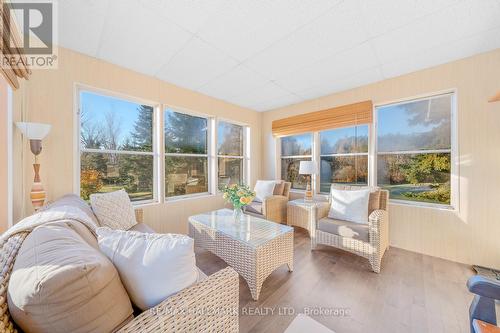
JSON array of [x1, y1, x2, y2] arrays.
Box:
[[328, 188, 371, 224], [8, 223, 133, 333], [96, 227, 199, 311], [90, 189, 137, 230], [253, 180, 276, 202]]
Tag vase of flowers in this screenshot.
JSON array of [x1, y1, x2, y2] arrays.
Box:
[[222, 184, 255, 221]]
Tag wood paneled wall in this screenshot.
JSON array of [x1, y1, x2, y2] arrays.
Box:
[[263, 48, 500, 268]]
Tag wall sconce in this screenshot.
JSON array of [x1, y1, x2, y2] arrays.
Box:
[[16, 122, 51, 210]]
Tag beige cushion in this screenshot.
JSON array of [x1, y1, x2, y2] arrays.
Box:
[[245, 202, 263, 215], [128, 222, 156, 233], [8, 223, 133, 333], [273, 181, 285, 195], [318, 217, 369, 242], [368, 191, 381, 214], [90, 189, 137, 230]]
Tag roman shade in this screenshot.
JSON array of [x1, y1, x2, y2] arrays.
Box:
[[0, 0, 31, 89], [272, 100, 373, 137]]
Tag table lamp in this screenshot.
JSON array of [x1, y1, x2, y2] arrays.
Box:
[[16, 122, 51, 210], [299, 160, 317, 201]]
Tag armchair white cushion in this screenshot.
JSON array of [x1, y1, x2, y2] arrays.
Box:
[[253, 180, 276, 202], [328, 188, 371, 224]]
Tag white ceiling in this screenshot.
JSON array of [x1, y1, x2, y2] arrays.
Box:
[[59, 0, 500, 111]]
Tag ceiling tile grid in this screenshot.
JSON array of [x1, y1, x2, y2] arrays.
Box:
[[58, 0, 500, 112]]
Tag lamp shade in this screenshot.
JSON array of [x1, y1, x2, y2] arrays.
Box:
[[299, 161, 317, 175], [16, 122, 51, 140]]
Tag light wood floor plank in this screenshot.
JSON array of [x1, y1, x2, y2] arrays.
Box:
[[195, 228, 474, 333]]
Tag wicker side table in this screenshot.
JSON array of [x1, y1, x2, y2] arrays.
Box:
[[287, 199, 328, 237]]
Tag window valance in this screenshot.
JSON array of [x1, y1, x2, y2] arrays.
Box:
[[272, 100, 373, 137]]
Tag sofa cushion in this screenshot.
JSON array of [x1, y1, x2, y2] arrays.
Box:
[[90, 189, 137, 230], [8, 223, 133, 333], [42, 194, 100, 226], [97, 227, 199, 311], [245, 201, 263, 215], [318, 217, 370, 242]]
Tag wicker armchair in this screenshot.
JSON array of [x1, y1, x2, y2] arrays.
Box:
[[311, 185, 389, 273], [244, 181, 291, 223]]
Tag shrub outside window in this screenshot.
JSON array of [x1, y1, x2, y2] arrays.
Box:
[[164, 109, 209, 198], [217, 121, 245, 189], [319, 125, 369, 193], [280, 133, 312, 190], [79, 91, 155, 202], [376, 93, 453, 206]]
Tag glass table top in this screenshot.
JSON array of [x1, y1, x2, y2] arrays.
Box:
[[189, 209, 293, 248]]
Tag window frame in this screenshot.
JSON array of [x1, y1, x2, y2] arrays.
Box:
[[279, 132, 314, 191], [216, 118, 250, 191], [74, 84, 160, 206], [277, 90, 457, 210], [163, 107, 212, 201], [374, 90, 458, 210], [318, 125, 370, 193]]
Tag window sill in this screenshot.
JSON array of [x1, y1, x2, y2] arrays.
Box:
[[165, 192, 218, 203], [389, 199, 456, 211], [132, 200, 160, 209]]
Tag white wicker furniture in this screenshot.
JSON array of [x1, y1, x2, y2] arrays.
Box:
[[286, 199, 325, 237], [311, 185, 389, 273], [0, 196, 240, 333], [189, 209, 294, 300], [243, 181, 291, 223]]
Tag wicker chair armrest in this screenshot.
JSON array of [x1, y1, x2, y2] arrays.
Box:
[[262, 195, 288, 223], [317, 202, 330, 220], [368, 209, 389, 248], [118, 267, 239, 333]]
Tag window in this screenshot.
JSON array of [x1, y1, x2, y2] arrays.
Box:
[[79, 91, 156, 202], [217, 121, 245, 189], [280, 133, 312, 190], [164, 109, 209, 198], [376, 93, 453, 206], [319, 125, 368, 192]]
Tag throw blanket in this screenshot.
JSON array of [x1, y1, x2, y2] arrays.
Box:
[[0, 205, 99, 333]]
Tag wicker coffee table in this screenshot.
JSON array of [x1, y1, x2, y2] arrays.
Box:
[[189, 209, 294, 300]]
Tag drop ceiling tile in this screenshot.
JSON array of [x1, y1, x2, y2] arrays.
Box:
[[226, 82, 295, 109], [357, 0, 463, 38], [58, 0, 110, 56], [371, 0, 500, 64], [136, 0, 224, 34], [197, 65, 270, 102], [250, 93, 302, 112], [273, 42, 379, 94], [156, 37, 238, 90], [297, 67, 384, 100], [197, 0, 341, 61], [244, 0, 370, 80], [98, 0, 193, 76], [381, 26, 500, 79]]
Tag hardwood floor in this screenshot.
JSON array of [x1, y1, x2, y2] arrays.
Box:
[[195, 228, 474, 333]]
